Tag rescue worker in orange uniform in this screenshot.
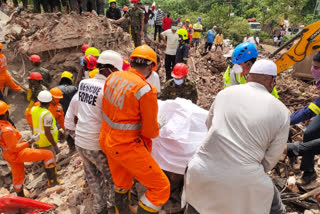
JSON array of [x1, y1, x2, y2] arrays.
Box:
[[100, 45, 170, 214], [0, 101, 59, 197], [0, 43, 22, 98]]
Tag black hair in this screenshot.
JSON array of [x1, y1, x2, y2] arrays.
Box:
[[59, 77, 73, 86], [313, 52, 320, 62], [33, 62, 41, 66], [248, 58, 256, 64]]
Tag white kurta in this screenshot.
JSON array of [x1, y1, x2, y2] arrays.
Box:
[[184, 82, 290, 214]]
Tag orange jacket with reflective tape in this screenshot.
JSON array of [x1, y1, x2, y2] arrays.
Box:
[[0, 70, 21, 94], [0, 53, 7, 73], [99, 68, 159, 151], [25, 101, 65, 129], [0, 121, 29, 162]]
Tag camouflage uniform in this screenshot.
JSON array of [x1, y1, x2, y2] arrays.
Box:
[[76, 146, 114, 213], [160, 78, 198, 104], [30, 84, 47, 102], [124, 7, 144, 47], [30, 66, 52, 88]]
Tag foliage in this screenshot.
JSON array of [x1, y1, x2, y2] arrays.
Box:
[[259, 31, 271, 41]]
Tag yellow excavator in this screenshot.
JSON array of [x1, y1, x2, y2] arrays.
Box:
[[269, 20, 320, 75]]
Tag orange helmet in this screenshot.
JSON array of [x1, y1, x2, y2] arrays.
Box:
[[171, 63, 188, 78], [50, 87, 63, 99], [83, 54, 97, 70], [81, 44, 90, 53], [130, 45, 157, 71], [30, 55, 41, 63], [28, 72, 43, 80], [123, 6, 128, 12], [0, 101, 10, 115], [0, 43, 3, 50], [122, 58, 130, 71]]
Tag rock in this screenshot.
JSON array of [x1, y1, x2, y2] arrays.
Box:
[[50, 193, 64, 206], [64, 207, 77, 214], [310, 209, 320, 214], [287, 176, 299, 193], [77, 205, 85, 214], [0, 165, 11, 176], [0, 187, 10, 197], [26, 172, 46, 190], [4, 176, 12, 185], [304, 211, 313, 214], [45, 185, 65, 196], [0, 177, 4, 187], [67, 190, 81, 206]]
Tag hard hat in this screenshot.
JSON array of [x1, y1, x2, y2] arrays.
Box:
[[85, 47, 100, 57], [223, 49, 234, 58], [0, 43, 3, 50], [0, 101, 10, 115], [50, 87, 63, 99], [171, 63, 188, 78], [97, 50, 123, 71], [29, 55, 41, 63], [130, 45, 157, 71], [81, 44, 90, 53], [213, 26, 217, 29], [83, 54, 97, 70], [151, 5, 155, 10], [177, 28, 188, 41], [61, 71, 73, 82], [249, 59, 277, 76], [28, 72, 43, 80], [37, 90, 53, 103], [231, 42, 258, 64], [122, 58, 130, 71], [109, 0, 116, 4], [186, 19, 190, 22], [130, 0, 139, 2], [197, 17, 201, 22], [190, 24, 193, 28], [123, 6, 128, 11]]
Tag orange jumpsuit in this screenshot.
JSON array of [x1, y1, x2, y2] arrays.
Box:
[[0, 121, 54, 190], [0, 53, 21, 94], [25, 101, 65, 129], [99, 68, 170, 210]]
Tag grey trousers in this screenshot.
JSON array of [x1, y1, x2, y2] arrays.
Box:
[[184, 185, 285, 214], [76, 146, 114, 213]]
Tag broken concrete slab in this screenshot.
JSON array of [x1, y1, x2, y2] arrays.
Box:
[[26, 172, 46, 190], [45, 185, 65, 196]]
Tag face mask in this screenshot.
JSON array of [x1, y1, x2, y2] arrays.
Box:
[[145, 6, 149, 11], [171, 26, 177, 31], [80, 57, 84, 66], [130, 3, 134, 7], [174, 79, 184, 85], [311, 66, 320, 89]]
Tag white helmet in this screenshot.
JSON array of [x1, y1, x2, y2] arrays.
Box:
[[97, 50, 123, 71], [37, 90, 52, 103]]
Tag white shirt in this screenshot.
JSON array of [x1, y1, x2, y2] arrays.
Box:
[[248, 36, 260, 45], [66, 74, 107, 150], [161, 29, 179, 55], [184, 82, 290, 214], [64, 94, 78, 131], [147, 72, 161, 93]]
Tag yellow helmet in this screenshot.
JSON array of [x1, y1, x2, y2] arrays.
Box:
[[186, 19, 190, 22], [109, 0, 116, 4], [85, 47, 100, 57], [177, 28, 188, 41], [61, 71, 73, 82]]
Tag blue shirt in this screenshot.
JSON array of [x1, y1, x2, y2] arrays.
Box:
[[290, 97, 320, 125], [207, 30, 216, 44]]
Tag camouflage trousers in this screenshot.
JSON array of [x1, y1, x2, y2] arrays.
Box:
[[76, 146, 114, 213]]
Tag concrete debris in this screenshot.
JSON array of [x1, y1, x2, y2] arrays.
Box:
[[45, 185, 65, 196], [0, 187, 10, 197], [26, 172, 46, 190]]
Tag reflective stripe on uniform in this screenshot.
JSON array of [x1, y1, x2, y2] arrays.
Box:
[[308, 102, 320, 115], [114, 186, 129, 194], [2, 148, 8, 151], [14, 184, 23, 189], [44, 157, 55, 166], [140, 194, 161, 211], [17, 138, 23, 144], [135, 85, 151, 100], [102, 113, 141, 131]]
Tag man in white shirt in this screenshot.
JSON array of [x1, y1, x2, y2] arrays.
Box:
[[65, 50, 123, 214], [147, 71, 161, 94], [161, 23, 179, 81], [183, 59, 290, 214]]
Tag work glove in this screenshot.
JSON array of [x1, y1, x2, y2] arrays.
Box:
[[158, 115, 166, 129], [28, 133, 40, 144]]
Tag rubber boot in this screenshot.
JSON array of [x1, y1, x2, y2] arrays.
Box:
[[16, 189, 25, 197], [137, 201, 159, 214], [45, 165, 60, 187], [114, 190, 131, 213]]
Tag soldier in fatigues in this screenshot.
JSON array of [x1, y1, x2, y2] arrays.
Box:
[[29, 55, 51, 88], [110, 0, 144, 47], [160, 63, 198, 104]]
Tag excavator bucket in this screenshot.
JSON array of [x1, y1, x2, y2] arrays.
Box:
[[0, 195, 55, 214], [274, 21, 320, 74]]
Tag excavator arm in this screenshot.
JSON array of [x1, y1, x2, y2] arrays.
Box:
[[269, 21, 320, 74]]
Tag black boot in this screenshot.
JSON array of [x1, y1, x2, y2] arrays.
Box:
[[137, 201, 159, 214], [45, 165, 60, 187], [67, 135, 76, 154], [16, 189, 25, 197], [114, 190, 131, 213], [301, 170, 317, 185]]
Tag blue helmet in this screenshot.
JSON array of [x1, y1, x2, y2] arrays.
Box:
[[197, 17, 201, 22], [231, 42, 258, 64]]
